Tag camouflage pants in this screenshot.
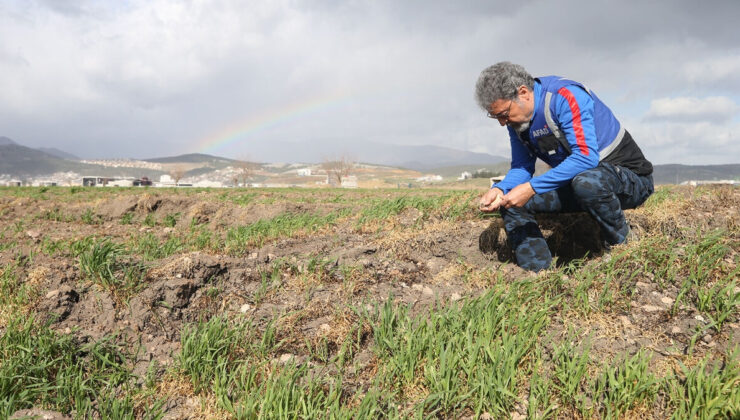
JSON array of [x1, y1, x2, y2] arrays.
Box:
[[500, 162, 654, 271]]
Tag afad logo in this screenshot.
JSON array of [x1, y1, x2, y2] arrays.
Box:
[[532, 124, 550, 137]]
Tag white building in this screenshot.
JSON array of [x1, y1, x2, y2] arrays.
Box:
[[681, 179, 740, 186], [341, 175, 358, 188], [416, 175, 443, 182], [193, 180, 225, 188], [297, 168, 312, 176], [458, 171, 472, 180], [108, 179, 134, 187]]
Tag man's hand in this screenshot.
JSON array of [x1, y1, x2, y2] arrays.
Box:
[[479, 187, 505, 212], [502, 182, 535, 208]]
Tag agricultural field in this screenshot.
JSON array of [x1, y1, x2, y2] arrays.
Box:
[[0, 184, 738, 419]]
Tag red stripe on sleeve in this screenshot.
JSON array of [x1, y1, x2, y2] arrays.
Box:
[[557, 87, 589, 156]]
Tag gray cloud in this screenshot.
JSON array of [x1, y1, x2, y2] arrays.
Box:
[[643, 96, 739, 123], [0, 0, 738, 165]]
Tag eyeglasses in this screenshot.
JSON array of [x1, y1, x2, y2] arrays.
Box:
[[487, 100, 512, 120]]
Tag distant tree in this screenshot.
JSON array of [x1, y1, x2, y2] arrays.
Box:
[[170, 165, 186, 186], [235, 157, 258, 187], [322, 156, 354, 185]]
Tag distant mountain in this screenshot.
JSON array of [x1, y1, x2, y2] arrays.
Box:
[[0, 136, 17, 146], [241, 139, 507, 170], [0, 142, 165, 178], [0, 143, 92, 176], [37, 147, 79, 160], [652, 164, 740, 185]]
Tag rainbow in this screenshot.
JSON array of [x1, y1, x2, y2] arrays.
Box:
[[195, 89, 352, 155]]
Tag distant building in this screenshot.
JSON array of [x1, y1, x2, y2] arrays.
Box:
[[133, 177, 153, 186], [193, 180, 224, 188], [297, 168, 312, 176], [108, 179, 134, 187], [458, 171, 472, 180], [416, 175, 443, 182], [6, 180, 22, 187], [341, 175, 358, 188], [81, 176, 144, 187], [82, 176, 114, 186], [680, 179, 740, 186]]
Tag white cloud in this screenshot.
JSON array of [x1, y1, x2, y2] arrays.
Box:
[[682, 53, 740, 87], [643, 96, 739, 123], [627, 117, 739, 165]]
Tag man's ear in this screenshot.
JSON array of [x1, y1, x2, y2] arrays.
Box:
[[518, 85, 530, 99]]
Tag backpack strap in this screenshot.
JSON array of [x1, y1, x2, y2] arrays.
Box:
[[543, 83, 626, 160]]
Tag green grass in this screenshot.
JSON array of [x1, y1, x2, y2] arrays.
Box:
[[77, 238, 147, 301], [627, 229, 739, 333], [224, 192, 260, 206], [552, 335, 592, 409], [371, 281, 555, 418], [591, 351, 659, 419], [120, 211, 134, 225], [1, 185, 738, 418], [176, 315, 397, 419], [186, 222, 221, 251], [225, 209, 350, 253], [356, 192, 478, 228], [666, 348, 740, 419], [40, 237, 69, 256], [163, 212, 180, 228], [41, 207, 73, 222], [0, 315, 163, 419], [129, 232, 185, 261], [80, 208, 102, 225], [142, 213, 156, 227], [642, 186, 683, 209], [0, 263, 39, 315], [0, 232, 16, 252]]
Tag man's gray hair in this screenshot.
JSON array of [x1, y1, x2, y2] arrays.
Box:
[[475, 62, 535, 111]]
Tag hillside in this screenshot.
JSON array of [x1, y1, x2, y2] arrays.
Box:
[[237, 138, 508, 170], [37, 147, 80, 161], [0, 144, 92, 176], [653, 164, 740, 184], [142, 153, 237, 166], [3, 135, 740, 185], [0, 144, 165, 179]]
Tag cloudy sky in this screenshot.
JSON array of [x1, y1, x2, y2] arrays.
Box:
[[1, 0, 739, 165]]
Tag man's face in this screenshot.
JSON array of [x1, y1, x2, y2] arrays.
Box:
[[488, 86, 534, 132]]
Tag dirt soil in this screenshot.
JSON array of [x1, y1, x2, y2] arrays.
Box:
[[1, 185, 738, 418]]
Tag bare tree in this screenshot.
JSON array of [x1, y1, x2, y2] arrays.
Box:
[[235, 158, 258, 187], [322, 156, 354, 186], [169, 165, 186, 186]]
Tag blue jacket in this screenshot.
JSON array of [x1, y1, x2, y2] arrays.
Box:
[[493, 76, 630, 194]]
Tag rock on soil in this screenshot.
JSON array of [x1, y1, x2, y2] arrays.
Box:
[[10, 409, 72, 420]]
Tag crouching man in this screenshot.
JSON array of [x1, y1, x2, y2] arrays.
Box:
[[476, 62, 654, 271]]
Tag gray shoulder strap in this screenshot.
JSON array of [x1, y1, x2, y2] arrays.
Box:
[[544, 85, 624, 160], [544, 91, 571, 155]]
